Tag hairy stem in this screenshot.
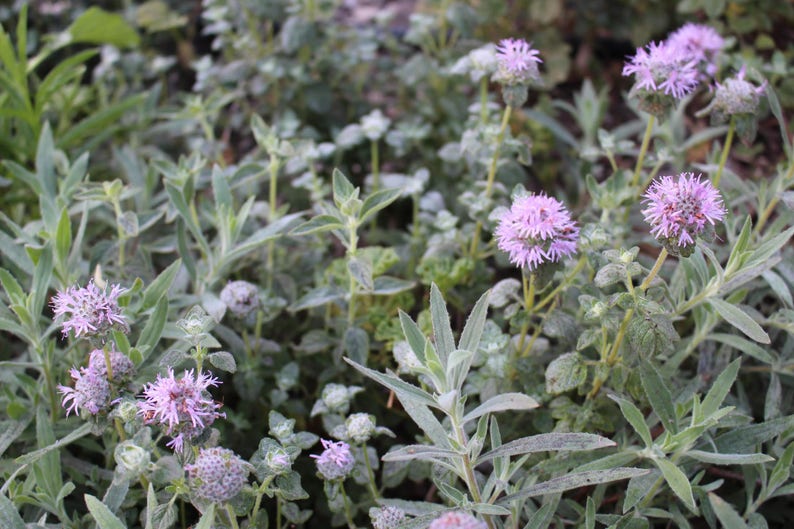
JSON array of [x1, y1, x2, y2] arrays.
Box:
[[712, 116, 736, 188]]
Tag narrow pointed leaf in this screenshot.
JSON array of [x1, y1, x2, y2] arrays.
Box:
[[639, 360, 677, 434], [479, 433, 615, 462], [463, 393, 539, 424], [457, 289, 490, 353], [360, 187, 402, 223], [702, 358, 741, 418], [499, 468, 648, 503], [654, 457, 696, 512], [85, 494, 127, 529], [685, 450, 772, 465], [708, 493, 748, 529], [610, 395, 653, 448], [429, 283, 455, 366], [709, 299, 769, 344]]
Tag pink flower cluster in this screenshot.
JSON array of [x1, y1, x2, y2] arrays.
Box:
[[495, 38, 541, 78], [59, 347, 135, 416], [137, 368, 225, 451], [495, 193, 579, 271], [311, 438, 355, 481], [642, 172, 726, 250], [428, 511, 487, 529], [51, 280, 127, 338]]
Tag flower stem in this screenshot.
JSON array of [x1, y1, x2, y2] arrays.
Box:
[[469, 105, 513, 258], [712, 116, 736, 188], [347, 224, 360, 327], [631, 114, 655, 188], [339, 482, 357, 529], [533, 256, 587, 313], [361, 443, 380, 501], [516, 272, 535, 353], [753, 162, 794, 236], [479, 77, 489, 124], [225, 503, 240, 529], [640, 248, 668, 291]]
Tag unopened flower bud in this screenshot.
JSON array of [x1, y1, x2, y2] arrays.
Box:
[[370, 505, 407, 529], [114, 440, 150, 476], [345, 413, 376, 444]]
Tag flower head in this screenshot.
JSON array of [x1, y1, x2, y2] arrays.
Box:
[[220, 280, 260, 318], [667, 23, 724, 76], [642, 172, 726, 256], [345, 413, 377, 443], [495, 193, 579, 271], [51, 280, 127, 338], [59, 366, 111, 416], [495, 38, 542, 80], [186, 447, 250, 503], [311, 439, 355, 481], [137, 369, 225, 451], [428, 511, 487, 529], [623, 41, 700, 99]]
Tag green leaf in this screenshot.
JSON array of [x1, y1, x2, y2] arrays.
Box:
[[623, 470, 660, 513], [136, 295, 168, 356], [684, 450, 772, 465], [290, 214, 344, 236], [348, 256, 374, 291], [16, 422, 92, 465], [141, 259, 181, 311], [709, 299, 769, 344], [479, 433, 615, 462], [399, 310, 427, 365], [371, 276, 415, 295], [289, 286, 345, 312], [55, 207, 72, 268], [429, 283, 455, 367], [0, 492, 25, 529], [462, 393, 539, 424], [708, 333, 775, 364], [610, 395, 653, 448], [0, 267, 25, 304], [639, 360, 678, 434], [457, 289, 490, 353], [381, 445, 458, 462], [545, 352, 587, 395], [499, 468, 648, 503], [85, 494, 127, 529], [767, 441, 794, 493], [211, 165, 232, 211], [343, 326, 369, 365], [208, 351, 237, 373], [708, 493, 748, 529], [701, 358, 741, 419], [714, 415, 794, 453], [69, 7, 140, 48], [343, 358, 437, 409], [359, 187, 402, 223], [0, 414, 32, 457], [193, 504, 215, 529], [654, 457, 696, 512], [765, 85, 792, 158], [30, 243, 53, 317], [332, 169, 356, 206]]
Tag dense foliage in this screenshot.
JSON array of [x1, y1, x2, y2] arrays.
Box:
[[0, 1, 793, 529]]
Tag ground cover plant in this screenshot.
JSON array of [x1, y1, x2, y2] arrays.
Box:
[[0, 1, 793, 528]]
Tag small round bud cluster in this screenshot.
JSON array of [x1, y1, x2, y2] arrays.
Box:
[[319, 383, 362, 415], [114, 440, 151, 476], [698, 66, 766, 144], [186, 447, 250, 503], [88, 348, 136, 383], [312, 439, 355, 481], [370, 505, 406, 529], [393, 341, 422, 374], [428, 511, 487, 529], [265, 446, 292, 475], [450, 43, 498, 83], [345, 413, 376, 444], [59, 366, 111, 416], [361, 109, 391, 141], [220, 280, 260, 318]]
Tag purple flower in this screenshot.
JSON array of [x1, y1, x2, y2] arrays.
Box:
[[642, 173, 726, 252], [51, 280, 128, 338], [371, 506, 407, 529], [311, 439, 355, 480], [623, 41, 700, 99], [59, 366, 111, 416], [428, 511, 487, 529], [494, 38, 542, 85], [667, 23, 724, 76], [186, 447, 250, 503], [495, 193, 579, 271], [137, 369, 225, 452]]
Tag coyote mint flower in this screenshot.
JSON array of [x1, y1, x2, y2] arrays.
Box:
[[186, 447, 250, 503], [137, 368, 225, 452], [623, 41, 700, 116], [220, 280, 260, 317], [312, 439, 355, 481], [642, 172, 726, 256], [667, 23, 724, 77], [494, 38, 542, 85], [59, 366, 111, 416], [51, 280, 128, 338], [495, 193, 579, 271], [428, 511, 487, 529]]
